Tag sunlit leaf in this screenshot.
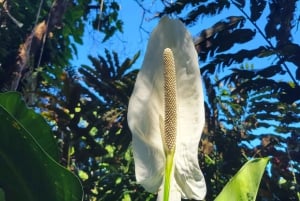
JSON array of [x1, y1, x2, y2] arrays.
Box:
[[215, 157, 269, 201], [78, 170, 89, 181]]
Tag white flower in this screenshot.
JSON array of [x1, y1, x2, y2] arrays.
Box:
[[127, 16, 206, 200]]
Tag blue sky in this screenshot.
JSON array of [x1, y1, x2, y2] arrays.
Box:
[[72, 0, 299, 118], [72, 1, 235, 70], [69, 1, 300, 180], [72, 0, 299, 81], [72, 1, 161, 69], [70, 1, 300, 157]]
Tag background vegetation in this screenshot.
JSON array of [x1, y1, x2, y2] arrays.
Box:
[[0, 0, 299, 200]]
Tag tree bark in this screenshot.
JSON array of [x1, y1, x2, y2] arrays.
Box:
[[9, 0, 68, 91]]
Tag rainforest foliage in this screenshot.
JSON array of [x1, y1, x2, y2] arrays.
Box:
[[0, 0, 299, 200]]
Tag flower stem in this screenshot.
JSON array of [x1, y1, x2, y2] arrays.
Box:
[[162, 48, 177, 201], [163, 150, 175, 201]]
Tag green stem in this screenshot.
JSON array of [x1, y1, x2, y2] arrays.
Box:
[[67, 145, 72, 170], [163, 150, 175, 201]]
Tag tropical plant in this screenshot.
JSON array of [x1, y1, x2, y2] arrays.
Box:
[[155, 0, 300, 200], [0, 92, 83, 201], [1, 0, 299, 201]]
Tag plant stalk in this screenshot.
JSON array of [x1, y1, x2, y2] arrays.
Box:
[[163, 150, 175, 201]]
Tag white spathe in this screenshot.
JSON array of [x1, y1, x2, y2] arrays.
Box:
[[127, 16, 206, 200]]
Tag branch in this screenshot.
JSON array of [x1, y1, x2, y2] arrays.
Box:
[[9, 0, 68, 91], [1, 0, 23, 28]]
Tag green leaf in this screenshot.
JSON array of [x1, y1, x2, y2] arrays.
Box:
[[0, 92, 59, 160], [78, 170, 89, 181], [215, 157, 269, 201], [122, 193, 131, 201], [0, 188, 5, 201], [0, 92, 83, 201]]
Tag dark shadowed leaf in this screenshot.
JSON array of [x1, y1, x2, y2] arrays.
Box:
[[250, 0, 266, 21], [231, 29, 256, 44], [255, 65, 284, 78], [0, 92, 59, 160], [0, 92, 83, 201], [184, 1, 231, 24]]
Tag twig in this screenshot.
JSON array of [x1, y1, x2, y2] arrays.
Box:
[[31, 0, 45, 71], [1, 0, 23, 28], [286, 146, 300, 201], [97, 0, 104, 31]]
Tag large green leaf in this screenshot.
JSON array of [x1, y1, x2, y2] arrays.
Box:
[[0, 188, 5, 201], [0, 92, 58, 160], [215, 157, 269, 201], [0, 92, 83, 201]]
